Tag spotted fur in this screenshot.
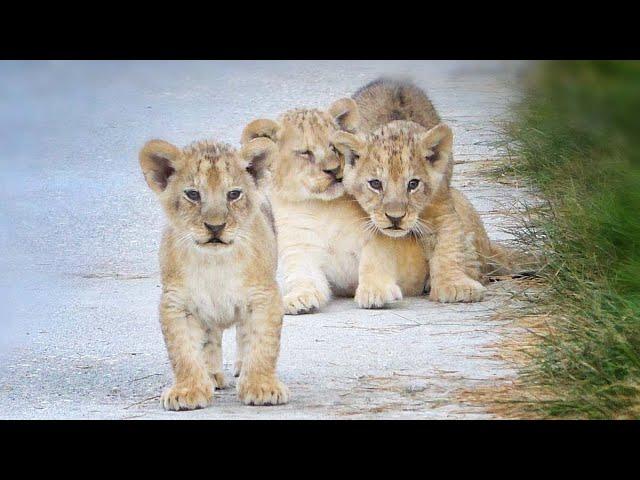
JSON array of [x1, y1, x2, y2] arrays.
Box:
[[139, 137, 289, 410], [335, 78, 510, 304]]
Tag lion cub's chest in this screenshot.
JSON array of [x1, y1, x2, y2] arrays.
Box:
[[183, 253, 247, 328]]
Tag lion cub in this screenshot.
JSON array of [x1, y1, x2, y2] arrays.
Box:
[[242, 100, 431, 312], [240, 100, 367, 315], [335, 78, 512, 304], [139, 137, 289, 410]]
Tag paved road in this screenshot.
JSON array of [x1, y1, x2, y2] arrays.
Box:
[[0, 61, 527, 419]]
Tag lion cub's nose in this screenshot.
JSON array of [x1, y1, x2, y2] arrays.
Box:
[[204, 222, 226, 236], [385, 213, 405, 227]]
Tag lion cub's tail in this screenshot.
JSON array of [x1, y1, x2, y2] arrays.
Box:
[[483, 242, 539, 278], [352, 77, 441, 133]]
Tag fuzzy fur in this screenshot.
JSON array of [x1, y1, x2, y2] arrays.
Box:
[[242, 100, 428, 313], [335, 78, 514, 305], [139, 137, 289, 410]]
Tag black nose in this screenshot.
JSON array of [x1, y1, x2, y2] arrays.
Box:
[[323, 167, 341, 180], [204, 222, 226, 236], [385, 213, 405, 227]]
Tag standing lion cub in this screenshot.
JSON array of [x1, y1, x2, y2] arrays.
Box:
[[139, 137, 289, 410]]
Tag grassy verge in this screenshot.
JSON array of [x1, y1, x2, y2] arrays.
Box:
[[499, 61, 640, 418]]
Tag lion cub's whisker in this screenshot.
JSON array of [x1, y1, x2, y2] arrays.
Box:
[[139, 136, 289, 411]]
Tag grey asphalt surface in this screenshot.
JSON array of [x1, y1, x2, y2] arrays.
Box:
[[0, 60, 528, 419]]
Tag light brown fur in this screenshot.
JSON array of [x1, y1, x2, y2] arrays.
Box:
[[242, 100, 429, 312], [352, 77, 441, 133], [335, 78, 511, 304], [139, 137, 289, 410]]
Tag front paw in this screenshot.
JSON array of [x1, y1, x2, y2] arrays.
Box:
[[237, 375, 290, 406], [160, 381, 213, 411], [355, 281, 403, 309], [283, 288, 326, 315], [430, 276, 486, 303]]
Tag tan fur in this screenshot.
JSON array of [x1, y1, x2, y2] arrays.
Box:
[[336, 78, 509, 304], [139, 137, 288, 410], [242, 99, 428, 312], [352, 78, 441, 133]]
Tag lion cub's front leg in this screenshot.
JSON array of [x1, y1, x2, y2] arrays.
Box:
[[428, 212, 485, 303], [236, 285, 289, 406], [202, 327, 228, 389], [355, 235, 403, 309], [280, 246, 331, 315], [159, 301, 214, 411]]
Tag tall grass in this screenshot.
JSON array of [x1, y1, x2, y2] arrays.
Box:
[[502, 61, 640, 418]]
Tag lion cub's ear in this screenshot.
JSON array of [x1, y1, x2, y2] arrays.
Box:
[[240, 137, 277, 187], [331, 131, 365, 166], [241, 119, 281, 144], [328, 98, 360, 133], [419, 124, 454, 174], [139, 140, 181, 193]]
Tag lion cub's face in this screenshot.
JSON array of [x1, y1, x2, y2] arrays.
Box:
[[139, 138, 274, 251], [335, 121, 454, 238], [241, 99, 360, 202]]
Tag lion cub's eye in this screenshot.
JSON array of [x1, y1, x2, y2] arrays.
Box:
[[407, 179, 421, 191], [227, 189, 243, 201], [368, 179, 383, 191], [184, 189, 201, 202], [296, 150, 313, 159]]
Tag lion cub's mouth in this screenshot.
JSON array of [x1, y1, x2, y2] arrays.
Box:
[[381, 226, 408, 237], [200, 237, 232, 247]]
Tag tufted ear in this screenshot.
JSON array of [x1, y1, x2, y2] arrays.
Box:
[[419, 124, 453, 175], [328, 98, 360, 133], [241, 119, 281, 144], [331, 131, 365, 167], [139, 139, 181, 194], [240, 137, 277, 187]]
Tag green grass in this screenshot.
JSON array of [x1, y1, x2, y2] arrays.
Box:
[[500, 61, 640, 418]]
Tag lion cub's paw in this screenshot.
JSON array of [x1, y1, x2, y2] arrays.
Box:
[[283, 288, 326, 315], [430, 276, 486, 303], [233, 361, 243, 378], [237, 376, 290, 406], [355, 281, 403, 309], [161, 382, 213, 411]]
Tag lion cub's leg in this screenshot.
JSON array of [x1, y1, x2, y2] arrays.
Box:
[[280, 246, 331, 315], [355, 235, 403, 309], [202, 327, 228, 389], [428, 212, 486, 303], [233, 322, 248, 378], [159, 303, 214, 411], [236, 284, 289, 406]]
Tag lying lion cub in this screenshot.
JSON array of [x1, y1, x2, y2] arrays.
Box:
[[334, 78, 515, 305], [242, 101, 428, 313], [139, 137, 289, 410]]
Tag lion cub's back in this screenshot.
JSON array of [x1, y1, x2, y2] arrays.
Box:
[[353, 77, 441, 133]]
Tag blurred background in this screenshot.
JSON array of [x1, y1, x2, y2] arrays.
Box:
[[500, 61, 640, 418]]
